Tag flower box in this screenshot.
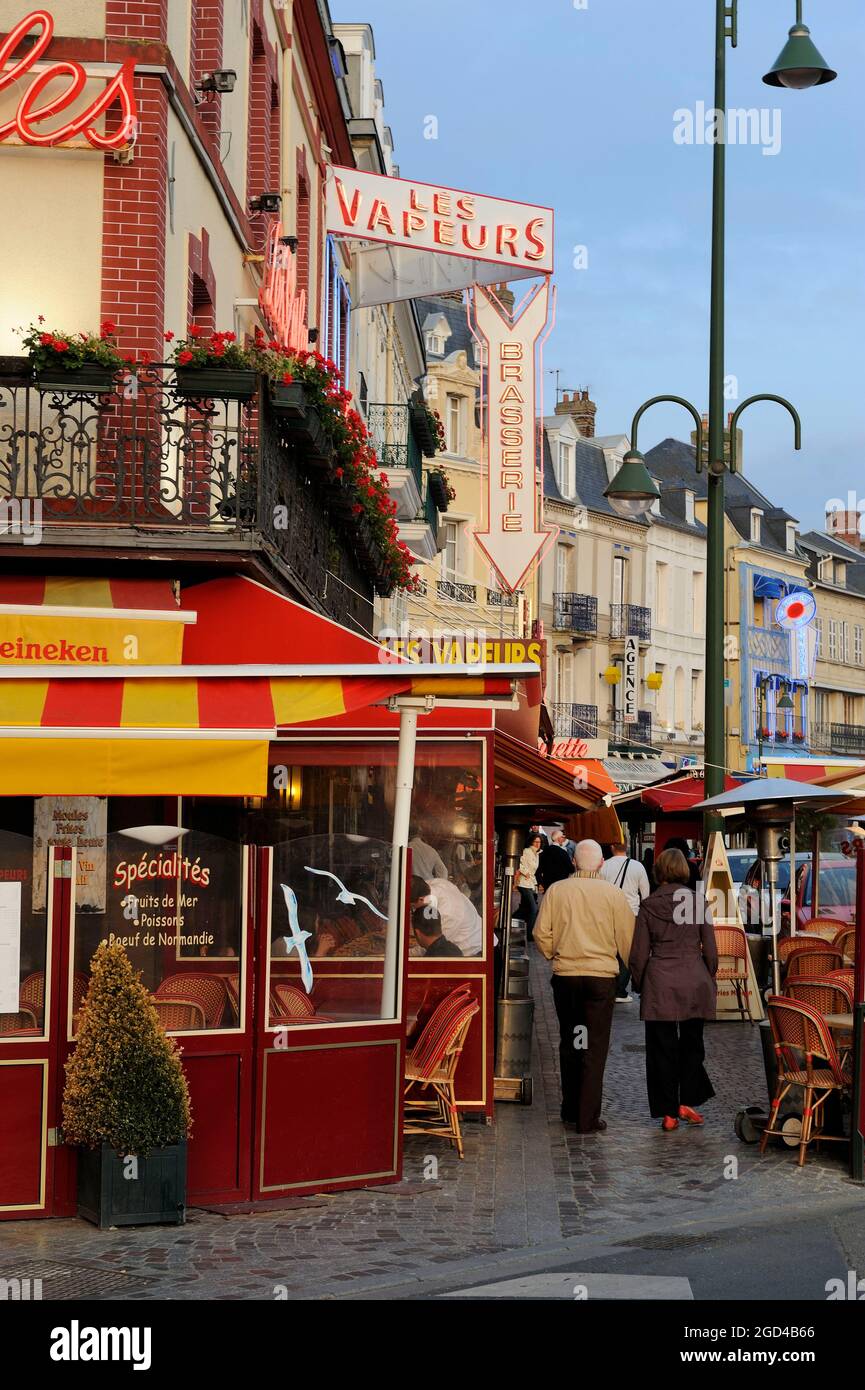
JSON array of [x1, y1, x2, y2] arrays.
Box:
[[268, 380, 308, 418], [35, 364, 115, 395], [175, 367, 258, 401], [428, 471, 450, 512], [77, 1141, 187, 1229], [410, 400, 439, 456]]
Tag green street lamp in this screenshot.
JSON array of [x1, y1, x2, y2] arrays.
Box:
[[610, 0, 836, 832], [603, 450, 660, 519], [763, 2, 837, 88]]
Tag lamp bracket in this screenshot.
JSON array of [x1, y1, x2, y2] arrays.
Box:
[[724, 1, 738, 48], [630, 395, 705, 473], [727, 394, 802, 473]]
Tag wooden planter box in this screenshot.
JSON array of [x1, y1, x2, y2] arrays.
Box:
[[268, 380, 308, 418], [77, 1141, 187, 1229], [35, 364, 116, 395], [428, 472, 450, 512], [175, 368, 258, 401]]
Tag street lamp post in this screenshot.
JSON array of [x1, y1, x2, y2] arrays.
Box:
[[604, 1, 835, 831]]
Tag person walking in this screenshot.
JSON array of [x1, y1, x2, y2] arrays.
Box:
[[600, 842, 650, 1002], [628, 847, 718, 1132], [536, 835, 574, 893], [534, 839, 635, 1134], [514, 833, 542, 940]]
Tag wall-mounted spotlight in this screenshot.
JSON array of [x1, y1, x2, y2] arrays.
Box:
[[279, 235, 299, 253], [249, 192, 282, 215], [195, 69, 237, 101], [307, 327, 319, 344]]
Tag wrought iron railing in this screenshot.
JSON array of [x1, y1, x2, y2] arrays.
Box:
[[610, 710, 654, 745], [552, 703, 598, 739], [829, 723, 865, 756], [553, 593, 598, 634], [367, 402, 423, 494], [437, 579, 477, 603], [0, 359, 374, 632], [809, 721, 831, 751], [610, 604, 652, 641], [487, 588, 516, 608]]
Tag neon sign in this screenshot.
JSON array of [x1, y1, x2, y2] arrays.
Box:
[[469, 281, 557, 593], [0, 10, 137, 150], [258, 219, 308, 350]]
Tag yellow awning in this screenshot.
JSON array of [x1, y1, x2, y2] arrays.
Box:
[[0, 737, 269, 796]]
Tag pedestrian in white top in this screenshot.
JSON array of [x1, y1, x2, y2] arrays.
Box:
[[411, 875, 482, 957], [600, 843, 650, 1001], [409, 834, 449, 883]]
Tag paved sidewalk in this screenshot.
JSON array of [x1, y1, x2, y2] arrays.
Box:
[[2, 947, 859, 1300]]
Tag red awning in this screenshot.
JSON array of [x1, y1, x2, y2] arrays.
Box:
[[642, 774, 741, 813]]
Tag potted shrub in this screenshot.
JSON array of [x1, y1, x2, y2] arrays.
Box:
[[22, 318, 125, 394], [62, 939, 191, 1229], [166, 327, 258, 400]]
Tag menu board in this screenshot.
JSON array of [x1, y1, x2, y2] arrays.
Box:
[[0, 883, 22, 1013], [33, 797, 108, 912]]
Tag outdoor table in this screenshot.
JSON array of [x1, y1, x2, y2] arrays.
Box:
[[824, 1012, 854, 1031]]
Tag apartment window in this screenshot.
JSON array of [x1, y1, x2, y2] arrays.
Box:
[[786, 522, 797, 554], [816, 616, 823, 657], [685, 491, 695, 525], [855, 625, 863, 665], [323, 235, 350, 380], [446, 394, 463, 454], [612, 554, 628, 608], [750, 509, 763, 545], [442, 521, 460, 579], [556, 441, 575, 497], [692, 570, 705, 635], [655, 662, 666, 723], [844, 695, 857, 724], [555, 543, 569, 595], [690, 671, 701, 730], [843, 620, 851, 663], [426, 332, 444, 355], [555, 652, 573, 704], [655, 562, 669, 626], [835, 560, 847, 588], [828, 618, 839, 662]]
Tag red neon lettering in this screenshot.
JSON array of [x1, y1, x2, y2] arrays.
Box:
[[258, 220, 307, 351], [334, 177, 361, 227], [0, 11, 137, 150]]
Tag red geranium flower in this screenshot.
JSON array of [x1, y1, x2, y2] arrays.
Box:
[[282, 372, 294, 385], [39, 332, 53, 346], [53, 340, 69, 353], [164, 331, 175, 342], [177, 349, 194, 365], [188, 325, 204, 338], [100, 319, 117, 336]]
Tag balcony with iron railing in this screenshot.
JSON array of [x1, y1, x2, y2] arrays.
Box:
[[755, 715, 808, 748], [610, 604, 652, 642], [552, 703, 598, 740], [553, 593, 598, 636], [437, 578, 477, 603], [0, 358, 385, 632], [610, 710, 654, 746], [818, 722, 865, 756], [367, 402, 424, 520]]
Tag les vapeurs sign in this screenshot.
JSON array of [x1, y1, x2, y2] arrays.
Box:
[[0, 9, 137, 150], [469, 281, 557, 593]]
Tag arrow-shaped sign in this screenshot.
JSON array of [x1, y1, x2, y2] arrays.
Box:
[[469, 281, 557, 593]]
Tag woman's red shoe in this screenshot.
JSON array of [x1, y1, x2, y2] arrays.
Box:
[[678, 1105, 705, 1125], [661, 1116, 679, 1131]]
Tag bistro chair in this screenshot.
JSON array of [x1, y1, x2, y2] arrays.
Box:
[[800, 917, 847, 941], [270, 981, 317, 1022], [0, 1007, 39, 1035], [784, 976, 853, 1062], [784, 944, 843, 980], [776, 934, 826, 963], [760, 996, 851, 1167], [153, 999, 207, 1031], [714, 926, 754, 1022], [404, 992, 479, 1159], [155, 974, 228, 1028], [833, 927, 856, 964], [825, 968, 855, 994]]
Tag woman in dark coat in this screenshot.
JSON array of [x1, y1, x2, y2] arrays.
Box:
[[628, 847, 718, 1131]]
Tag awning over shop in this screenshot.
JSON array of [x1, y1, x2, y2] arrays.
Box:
[[603, 755, 675, 791], [550, 758, 618, 798], [642, 774, 742, 813], [0, 576, 540, 795], [759, 757, 864, 782], [493, 732, 623, 842]]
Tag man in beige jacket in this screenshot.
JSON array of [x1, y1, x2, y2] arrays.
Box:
[[534, 839, 635, 1133]]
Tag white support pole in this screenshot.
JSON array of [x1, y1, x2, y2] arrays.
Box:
[[382, 702, 420, 1018]]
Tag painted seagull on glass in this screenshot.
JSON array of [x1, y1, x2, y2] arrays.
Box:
[[279, 884, 314, 994], [303, 866, 388, 919]]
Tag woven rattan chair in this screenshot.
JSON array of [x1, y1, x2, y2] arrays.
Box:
[[833, 927, 856, 964], [777, 934, 826, 963], [784, 943, 843, 979], [800, 917, 847, 942], [0, 1007, 39, 1035], [715, 925, 754, 1021], [153, 999, 206, 1031], [270, 981, 317, 1021], [784, 975, 853, 1061], [404, 992, 479, 1159], [825, 968, 855, 995], [155, 974, 228, 1028], [760, 996, 851, 1166]]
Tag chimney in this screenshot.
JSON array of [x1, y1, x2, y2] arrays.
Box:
[[826, 506, 865, 550], [554, 386, 597, 438], [494, 282, 515, 313], [690, 414, 743, 469]]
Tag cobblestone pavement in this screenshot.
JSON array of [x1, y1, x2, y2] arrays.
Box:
[[2, 948, 860, 1300]]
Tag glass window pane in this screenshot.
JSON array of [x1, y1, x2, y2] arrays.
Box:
[[0, 827, 47, 1039]]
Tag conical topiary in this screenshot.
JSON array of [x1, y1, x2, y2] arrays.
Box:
[[63, 940, 191, 1155]]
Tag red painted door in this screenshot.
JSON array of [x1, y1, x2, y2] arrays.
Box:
[[0, 839, 65, 1220], [251, 845, 410, 1199]]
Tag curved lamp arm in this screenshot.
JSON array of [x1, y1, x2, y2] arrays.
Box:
[[727, 394, 802, 474], [631, 396, 705, 472]]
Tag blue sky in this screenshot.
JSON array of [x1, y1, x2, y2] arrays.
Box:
[[333, 0, 865, 532]]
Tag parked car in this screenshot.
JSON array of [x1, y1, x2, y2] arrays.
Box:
[[739, 852, 855, 932], [725, 848, 757, 889]]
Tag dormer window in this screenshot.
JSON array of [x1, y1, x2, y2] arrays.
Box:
[[685, 490, 695, 525], [556, 440, 576, 497], [818, 556, 833, 583], [786, 521, 797, 555], [426, 332, 444, 355], [650, 495, 662, 518], [834, 559, 847, 588], [750, 508, 763, 545]]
